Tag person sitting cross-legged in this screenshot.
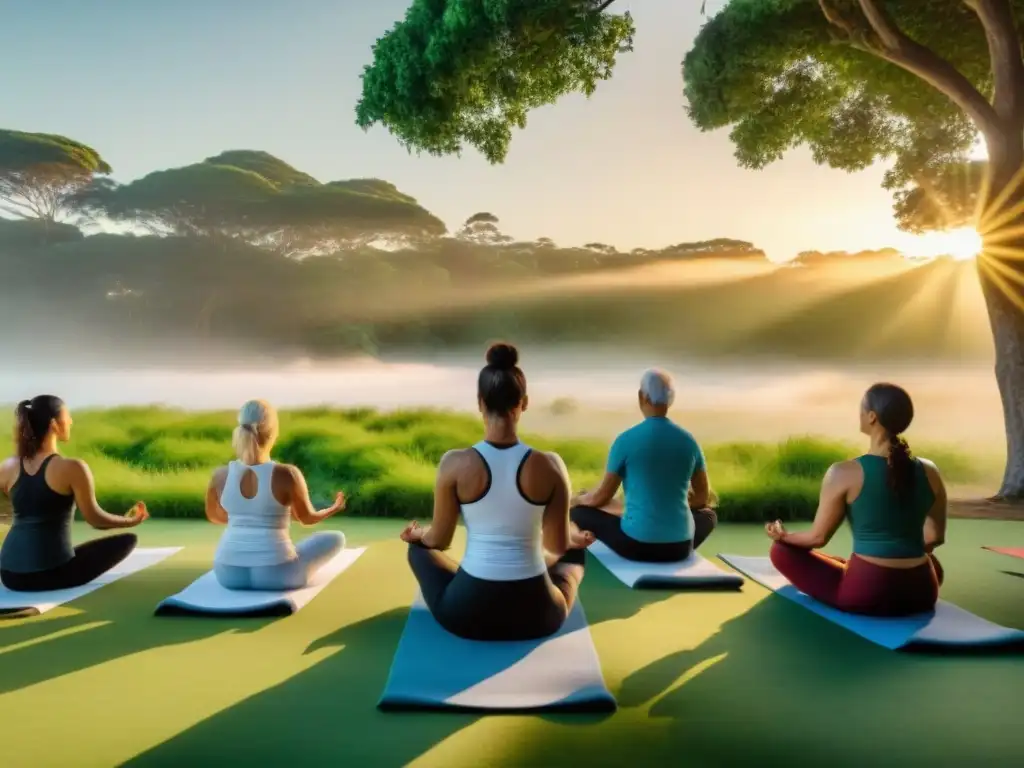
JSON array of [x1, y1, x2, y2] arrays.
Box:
[[571, 368, 717, 563]]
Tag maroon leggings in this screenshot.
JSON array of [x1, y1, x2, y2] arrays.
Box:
[[769, 542, 942, 617]]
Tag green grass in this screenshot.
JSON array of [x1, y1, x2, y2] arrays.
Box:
[[0, 519, 1020, 766], [0, 407, 997, 523]]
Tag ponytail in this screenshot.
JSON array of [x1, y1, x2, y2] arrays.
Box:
[[13, 395, 65, 459], [887, 434, 916, 504], [231, 400, 278, 464]]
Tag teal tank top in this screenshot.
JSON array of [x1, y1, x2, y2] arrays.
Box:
[[847, 455, 933, 559]]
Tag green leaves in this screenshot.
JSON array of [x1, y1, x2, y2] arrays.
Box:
[[355, 0, 635, 163], [683, 0, 1014, 232]]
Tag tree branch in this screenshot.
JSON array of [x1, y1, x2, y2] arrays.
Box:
[[595, 0, 618, 13], [818, 0, 1003, 137], [851, 0, 1001, 136], [964, 0, 1024, 126]]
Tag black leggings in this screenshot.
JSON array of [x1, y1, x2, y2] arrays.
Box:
[[571, 505, 718, 563], [407, 543, 586, 641], [0, 533, 138, 592]]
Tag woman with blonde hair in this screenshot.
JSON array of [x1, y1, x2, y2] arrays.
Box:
[[206, 399, 347, 590]]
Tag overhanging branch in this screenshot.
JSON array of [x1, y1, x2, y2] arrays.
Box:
[[819, 0, 1002, 137]]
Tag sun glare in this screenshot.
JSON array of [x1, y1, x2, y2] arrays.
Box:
[[901, 227, 983, 262]]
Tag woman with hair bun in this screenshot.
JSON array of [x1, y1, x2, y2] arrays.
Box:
[[0, 396, 147, 592], [205, 399, 347, 590], [765, 383, 948, 616], [400, 342, 595, 641]]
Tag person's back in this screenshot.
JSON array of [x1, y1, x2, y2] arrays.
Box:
[[459, 441, 547, 582], [1, 455, 76, 574], [848, 455, 933, 559], [214, 460, 296, 568], [616, 417, 702, 544]]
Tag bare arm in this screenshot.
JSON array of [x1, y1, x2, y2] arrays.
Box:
[[67, 460, 142, 530], [286, 466, 343, 526], [419, 451, 462, 550], [689, 467, 710, 510], [779, 463, 849, 550], [0, 457, 16, 496], [542, 452, 572, 558], [204, 467, 229, 525], [576, 472, 621, 509], [921, 459, 948, 553]]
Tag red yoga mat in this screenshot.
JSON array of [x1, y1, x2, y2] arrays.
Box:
[[983, 546, 1024, 560]]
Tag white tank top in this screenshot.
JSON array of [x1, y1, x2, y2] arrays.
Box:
[[214, 461, 297, 568], [459, 441, 547, 581]]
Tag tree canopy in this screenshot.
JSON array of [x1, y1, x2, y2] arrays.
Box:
[[0, 129, 112, 222], [355, 0, 635, 164], [82, 149, 447, 253]]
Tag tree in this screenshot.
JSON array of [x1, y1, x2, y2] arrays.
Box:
[[0, 129, 112, 223], [356, 0, 1024, 499], [82, 150, 446, 254], [457, 211, 512, 245], [684, 1, 1024, 498], [355, 1, 635, 164]]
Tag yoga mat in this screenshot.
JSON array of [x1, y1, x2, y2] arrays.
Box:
[[719, 554, 1024, 651], [983, 546, 1024, 561], [589, 541, 743, 589], [0, 547, 182, 618], [155, 547, 365, 617], [378, 593, 616, 712]]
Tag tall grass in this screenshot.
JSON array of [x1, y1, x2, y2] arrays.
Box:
[[0, 407, 990, 523]]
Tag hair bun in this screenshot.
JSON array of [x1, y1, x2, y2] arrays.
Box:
[[485, 342, 519, 370]]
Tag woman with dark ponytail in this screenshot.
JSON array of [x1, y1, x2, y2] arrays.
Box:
[[399, 342, 596, 640], [763, 383, 948, 617], [0, 396, 148, 593]]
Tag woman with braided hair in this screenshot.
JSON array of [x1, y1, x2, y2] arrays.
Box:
[[0, 395, 146, 592], [205, 400, 346, 590], [764, 383, 947, 617]]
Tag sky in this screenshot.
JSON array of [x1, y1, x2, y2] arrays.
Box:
[[0, 0, 964, 261]]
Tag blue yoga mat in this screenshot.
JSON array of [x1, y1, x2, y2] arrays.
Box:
[[378, 593, 616, 712], [719, 554, 1024, 651]]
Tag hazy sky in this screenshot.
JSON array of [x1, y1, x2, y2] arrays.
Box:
[[1, 0, 945, 260]]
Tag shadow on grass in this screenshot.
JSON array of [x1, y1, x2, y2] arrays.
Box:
[[490, 593, 1024, 768], [0, 564, 271, 695], [1001, 570, 1024, 581], [125, 607, 480, 766]]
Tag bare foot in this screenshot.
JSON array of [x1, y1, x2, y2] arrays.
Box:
[[569, 522, 595, 550]]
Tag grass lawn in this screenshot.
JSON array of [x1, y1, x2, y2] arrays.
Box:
[[0, 518, 1022, 767]]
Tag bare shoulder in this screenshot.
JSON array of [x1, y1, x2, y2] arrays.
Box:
[[273, 462, 304, 487], [917, 457, 943, 482], [826, 459, 860, 483], [209, 464, 230, 487], [61, 457, 90, 477], [0, 456, 17, 476], [439, 448, 475, 470]]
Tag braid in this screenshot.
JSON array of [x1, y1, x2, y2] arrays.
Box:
[[887, 433, 916, 504]]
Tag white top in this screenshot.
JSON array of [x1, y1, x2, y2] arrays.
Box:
[[214, 461, 297, 568], [459, 441, 547, 581]]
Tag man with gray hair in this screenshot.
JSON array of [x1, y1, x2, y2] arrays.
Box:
[[570, 368, 718, 562]]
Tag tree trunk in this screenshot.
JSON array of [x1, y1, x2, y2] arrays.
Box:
[[979, 137, 1024, 498]]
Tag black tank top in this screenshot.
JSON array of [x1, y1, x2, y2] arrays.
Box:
[[0, 455, 76, 573]]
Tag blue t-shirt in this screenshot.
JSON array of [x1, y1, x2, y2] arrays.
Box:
[[607, 417, 706, 544]]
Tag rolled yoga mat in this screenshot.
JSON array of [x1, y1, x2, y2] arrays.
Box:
[[0, 547, 182, 618], [378, 592, 616, 713], [155, 547, 365, 617], [719, 554, 1024, 651], [983, 546, 1024, 561], [589, 541, 743, 589]]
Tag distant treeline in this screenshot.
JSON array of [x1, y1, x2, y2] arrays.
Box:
[[0, 131, 986, 364]]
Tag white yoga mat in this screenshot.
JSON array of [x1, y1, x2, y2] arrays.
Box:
[[0, 547, 182, 617], [378, 592, 616, 712], [589, 541, 744, 589], [154, 547, 365, 616], [720, 554, 1024, 651]]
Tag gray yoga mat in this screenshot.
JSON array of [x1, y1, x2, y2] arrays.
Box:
[[590, 541, 743, 589], [378, 593, 616, 712]]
